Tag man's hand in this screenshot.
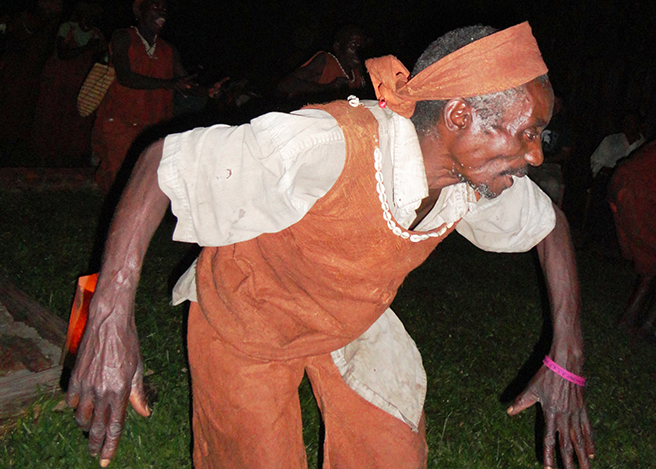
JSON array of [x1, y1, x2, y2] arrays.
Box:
[[170, 74, 198, 95], [507, 363, 595, 469], [65, 140, 170, 466], [518, 203, 595, 468], [66, 293, 150, 467]]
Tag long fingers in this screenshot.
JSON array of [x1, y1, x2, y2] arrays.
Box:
[[99, 398, 130, 467], [544, 409, 594, 469], [86, 392, 129, 467], [557, 415, 575, 469], [74, 390, 96, 432], [581, 407, 595, 461], [87, 398, 110, 457], [543, 411, 557, 469], [569, 414, 591, 469]]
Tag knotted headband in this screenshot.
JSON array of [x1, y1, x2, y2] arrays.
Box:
[[365, 22, 548, 118]]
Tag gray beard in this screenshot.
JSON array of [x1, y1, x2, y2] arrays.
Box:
[[459, 166, 528, 200]]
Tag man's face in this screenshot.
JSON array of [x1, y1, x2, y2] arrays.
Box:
[[450, 79, 554, 199], [139, 0, 167, 35], [337, 33, 365, 66]]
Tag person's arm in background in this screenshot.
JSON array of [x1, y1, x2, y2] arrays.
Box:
[[507, 204, 595, 469], [66, 140, 169, 468], [276, 52, 348, 98]]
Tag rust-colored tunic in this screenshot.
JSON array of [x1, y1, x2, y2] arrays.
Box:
[[190, 100, 456, 468], [196, 100, 456, 360], [31, 24, 102, 166], [302, 51, 364, 89], [92, 27, 174, 193]]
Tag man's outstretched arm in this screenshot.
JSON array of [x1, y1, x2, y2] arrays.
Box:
[[507, 204, 595, 469], [66, 140, 170, 468]]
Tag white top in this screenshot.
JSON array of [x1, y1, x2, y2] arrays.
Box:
[[157, 98, 556, 431], [590, 132, 646, 177], [57, 21, 102, 47], [159, 100, 555, 254]]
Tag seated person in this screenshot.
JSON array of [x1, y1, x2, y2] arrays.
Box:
[[276, 25, 369, 104]]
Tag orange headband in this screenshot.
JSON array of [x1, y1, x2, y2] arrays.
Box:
[[365, 22, 548, 118]]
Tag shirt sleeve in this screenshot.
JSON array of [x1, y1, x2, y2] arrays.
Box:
[[157, 109, 346, 246], [455, 176, 556, 253]]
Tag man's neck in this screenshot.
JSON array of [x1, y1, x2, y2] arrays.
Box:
[[136, 23, 156, 46], [412, 132, 462, 229], [418, 133, 461, 193]]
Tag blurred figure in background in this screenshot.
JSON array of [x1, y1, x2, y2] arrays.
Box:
[[92, 0, 224, 194], [590, 112, 645, 178], [528, 95, 572, 207], [585, 111, 646, 253], [608, 138, 656, 342], [276, 25, 370, 109], [30, 1, 105, 167], [0, 0, 62, 146]]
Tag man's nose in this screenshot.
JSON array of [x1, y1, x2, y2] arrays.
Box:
[[524, 141, 544, 167]]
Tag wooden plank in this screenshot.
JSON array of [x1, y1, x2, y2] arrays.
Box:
[[0, 367, 63, 419], [0, 274, 68, 347]]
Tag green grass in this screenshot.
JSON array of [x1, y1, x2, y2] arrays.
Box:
[[0, 189, 654, 468]]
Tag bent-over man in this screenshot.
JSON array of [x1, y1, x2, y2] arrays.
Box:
[[67, 22, 594, 469]]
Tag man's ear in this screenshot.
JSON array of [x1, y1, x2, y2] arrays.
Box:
[[443, 99, 472, 132]]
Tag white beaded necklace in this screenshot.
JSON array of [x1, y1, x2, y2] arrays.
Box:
[[347, 95, 454, 242], [373, 147, 453, 242], [330, 53, 365, 87]]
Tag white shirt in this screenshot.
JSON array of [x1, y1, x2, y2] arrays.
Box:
[[590, 132, 646, 177], [158, 99, 556, 431], [159, 100, 554, 255]]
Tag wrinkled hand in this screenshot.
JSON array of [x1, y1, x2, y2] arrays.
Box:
[[171, 75, 199, 95], [507, 365, 594, 469], [66, 297, 150, 467]]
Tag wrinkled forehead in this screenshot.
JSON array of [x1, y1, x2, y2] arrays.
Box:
[[504, 79, 554, 130]]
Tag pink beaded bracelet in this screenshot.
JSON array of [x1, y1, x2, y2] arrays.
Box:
[[543, 356, 586, 387]]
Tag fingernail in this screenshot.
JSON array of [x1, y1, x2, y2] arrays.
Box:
[[100, 459, 110, 467], [589, 454, 595, 459], [506, 406, 513, 414]]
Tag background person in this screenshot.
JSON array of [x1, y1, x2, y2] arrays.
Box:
[[92, 0, 224, 194], [30, 1, 105, 167], [276, 24, 370, 107], [608, 138, 656, 341], [0, 0, 62, 145], [585, 111, 646, 253]]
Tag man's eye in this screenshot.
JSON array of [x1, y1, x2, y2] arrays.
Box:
[[524, 130, 537, 141]]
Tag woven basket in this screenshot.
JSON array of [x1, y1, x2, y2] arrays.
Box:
[[77, 63, 116, 117]]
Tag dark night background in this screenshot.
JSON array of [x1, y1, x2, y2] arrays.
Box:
[[162, 0, 656, 227], [3, 0, 656, 227]]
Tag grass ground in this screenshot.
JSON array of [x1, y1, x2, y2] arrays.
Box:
[[0, 188, 654, 468]]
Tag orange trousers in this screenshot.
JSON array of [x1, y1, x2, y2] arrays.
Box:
[[187, 302, 428, 468]]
